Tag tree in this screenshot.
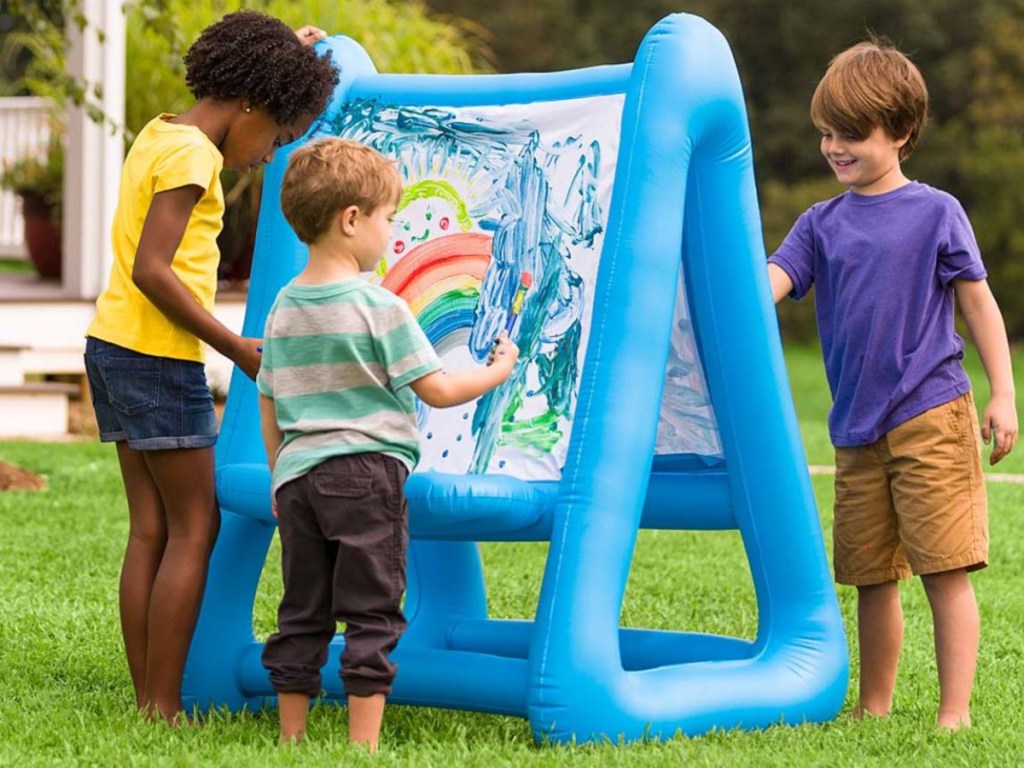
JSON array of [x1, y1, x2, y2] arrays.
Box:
[[427, 0, 1024, 338], [124, 0, 494, 138], [941, 0, 1024, 335]]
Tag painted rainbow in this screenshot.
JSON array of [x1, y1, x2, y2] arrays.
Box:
[[381, 232, 492, 355]]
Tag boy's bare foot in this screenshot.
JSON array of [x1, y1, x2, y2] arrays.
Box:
[[937, 712, 971, 730], [853, 705, 890, 720], [277, 692, 310, 746]]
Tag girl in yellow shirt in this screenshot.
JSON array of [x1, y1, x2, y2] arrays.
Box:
[[83, 10, 337, 724]]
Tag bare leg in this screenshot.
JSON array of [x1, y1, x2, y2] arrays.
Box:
[[348, 693, 386, 753], [115, 443, 168, 708], [139, 447, 220, 722], [278, 693, 310, 745], [922, 569, 978, 729], [856, 581, 903, 717]]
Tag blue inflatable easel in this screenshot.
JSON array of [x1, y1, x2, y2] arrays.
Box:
[[183, 13, 848, 743]]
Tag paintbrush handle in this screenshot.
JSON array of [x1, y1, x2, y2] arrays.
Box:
[[504, 286, 527, 333]]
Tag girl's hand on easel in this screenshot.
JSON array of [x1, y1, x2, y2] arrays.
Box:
[[294, 25, 326, 46], [233, 337, 263, 381]]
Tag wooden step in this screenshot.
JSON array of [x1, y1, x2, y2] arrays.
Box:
[[0, 344, 86, 388], [0, 345, 26, 386], [20, 347, 88, 398], [20, 347, 85, 376], [0, 381, 79, 438]]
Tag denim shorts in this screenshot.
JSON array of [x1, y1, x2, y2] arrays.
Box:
[[84, 337, 218, 450]]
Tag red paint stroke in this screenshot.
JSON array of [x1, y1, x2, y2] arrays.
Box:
[[382, 232, 492, 301]]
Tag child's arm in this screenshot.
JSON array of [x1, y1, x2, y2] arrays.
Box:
[[768, 263, 794, 305], [131, 186, 263, 380], [259, 393, 284, 517], [259, 393, 283, 471], [410, 333, 519, 408], [954, 278, 1018, 464]]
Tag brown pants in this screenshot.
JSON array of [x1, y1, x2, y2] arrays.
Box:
[[262, 453, 410, 698]]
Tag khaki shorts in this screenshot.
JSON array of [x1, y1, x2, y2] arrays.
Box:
[[833, 392, 988, 586]]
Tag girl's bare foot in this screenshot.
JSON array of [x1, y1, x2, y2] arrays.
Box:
[[140, 701, 202, 727]]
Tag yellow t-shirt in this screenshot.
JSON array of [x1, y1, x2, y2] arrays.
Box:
[[88, 114, 224, 362]]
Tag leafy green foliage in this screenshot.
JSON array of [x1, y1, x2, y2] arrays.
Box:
[[2, 1, 116, 128], [123, 0, 494, 138], [4, 0, 491, 139]]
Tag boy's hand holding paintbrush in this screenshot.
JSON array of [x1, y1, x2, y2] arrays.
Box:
[[488, 271, 531, 367], [487, 331, 519, 370]]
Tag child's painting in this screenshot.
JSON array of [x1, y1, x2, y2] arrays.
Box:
[[315, 94, 722, 480]]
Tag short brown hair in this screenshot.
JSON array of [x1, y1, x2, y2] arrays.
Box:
[[810, 40, 929, 161], [281, 138, 402, 244]]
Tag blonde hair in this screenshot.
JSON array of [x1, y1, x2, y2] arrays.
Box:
[[810, 40, 929, 161], [281, 138, 402, 244]]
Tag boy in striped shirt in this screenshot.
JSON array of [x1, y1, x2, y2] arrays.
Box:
[[257, 138, 518, 751]]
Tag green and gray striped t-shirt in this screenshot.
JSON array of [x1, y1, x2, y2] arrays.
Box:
[[256, 279, 442, 493]]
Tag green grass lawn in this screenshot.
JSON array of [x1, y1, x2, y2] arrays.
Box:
[[0, 256, 35, 274], [1, 346, 1022, 766]]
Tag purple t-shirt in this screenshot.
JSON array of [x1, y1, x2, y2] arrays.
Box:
[[769, 181, 986, 447]]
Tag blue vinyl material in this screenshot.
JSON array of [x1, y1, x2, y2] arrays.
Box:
[[183, 13, 848, 744]]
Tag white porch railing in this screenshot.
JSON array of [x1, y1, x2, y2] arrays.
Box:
[[0, 97, 53, 258]]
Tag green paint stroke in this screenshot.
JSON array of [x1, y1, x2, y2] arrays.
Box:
[[497, 388, 562, 456], [398, 180, 474, 232], [533, 321, 580, 419], [502, 388, 525, 420], [499, 411, 563, 456], [417, 287, 479, 330]]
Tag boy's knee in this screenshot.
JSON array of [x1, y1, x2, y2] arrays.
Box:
[[856, 580, 899, 599], [921, 567, 971, 595]]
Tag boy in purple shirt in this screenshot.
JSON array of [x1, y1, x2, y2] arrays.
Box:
[[768, 40, 1017, 729]]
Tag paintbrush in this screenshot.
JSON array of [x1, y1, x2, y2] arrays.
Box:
[[504, 271, 533, 334], [488, 271, 532, 365]]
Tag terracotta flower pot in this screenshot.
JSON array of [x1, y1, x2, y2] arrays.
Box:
[[19, 191, 62, 280]]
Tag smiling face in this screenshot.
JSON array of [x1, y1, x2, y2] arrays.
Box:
[[390, 197, 460, 259], [818, 124, 909, 196], [220, 106, 315, 173]]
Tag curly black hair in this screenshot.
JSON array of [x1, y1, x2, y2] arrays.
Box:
[[183, 10, 338, 125]]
